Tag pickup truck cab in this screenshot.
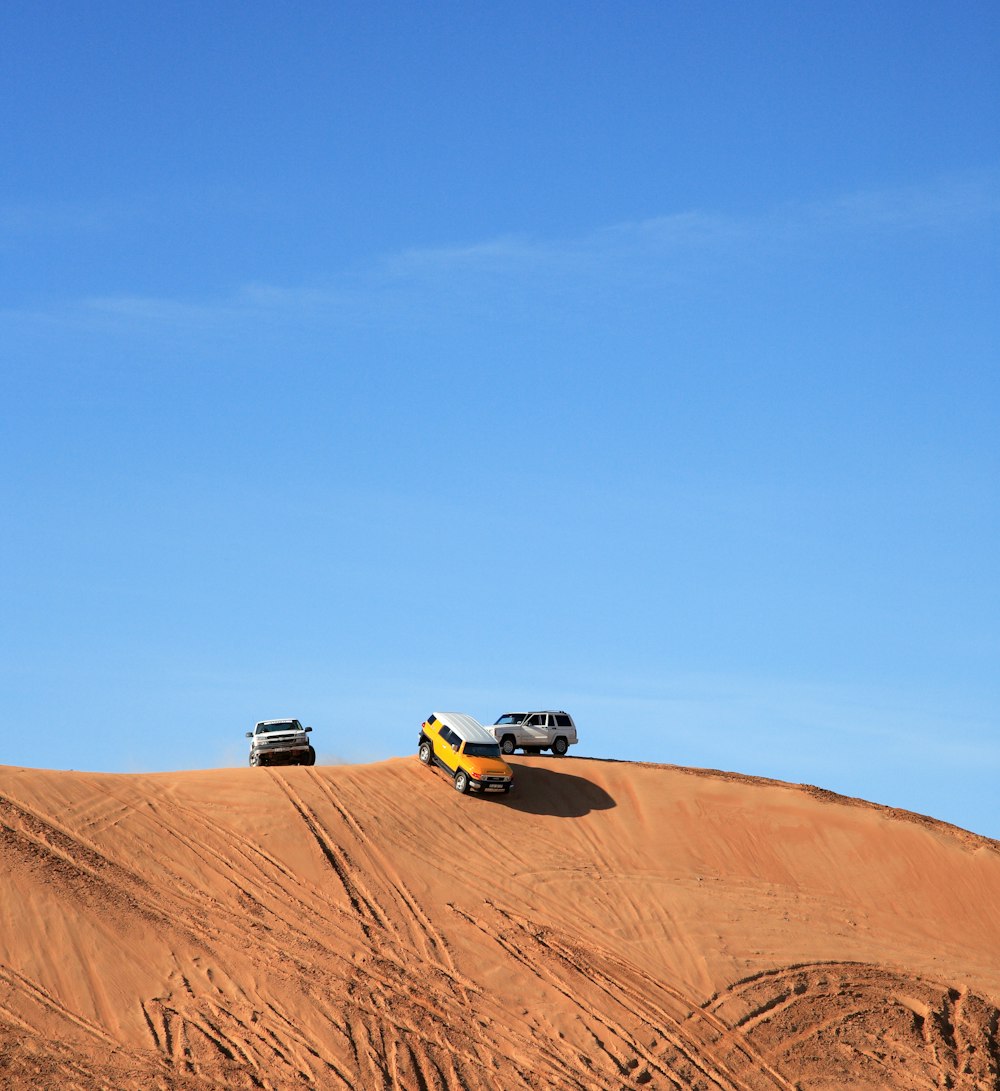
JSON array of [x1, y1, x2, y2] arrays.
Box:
[[418, 712, 513, 795], [489, 710, 578, 756], [246, 719, 316, 767]]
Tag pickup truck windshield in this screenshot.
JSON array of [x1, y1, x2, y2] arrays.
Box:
[[463, 743, 501, 758], [257, 722, 298, 733]]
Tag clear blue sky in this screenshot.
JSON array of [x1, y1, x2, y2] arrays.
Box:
[[2, 3, 997, 837]]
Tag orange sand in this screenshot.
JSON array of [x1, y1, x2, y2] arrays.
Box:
[[1, 756, 998, 1089]]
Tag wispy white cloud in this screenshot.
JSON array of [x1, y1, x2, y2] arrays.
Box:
[[82, 294, 238, 323], [803, 172, 1000, 234], [4, 171, 996, 330], [379, 211, 744, 286], [374, 171, 998, 282]]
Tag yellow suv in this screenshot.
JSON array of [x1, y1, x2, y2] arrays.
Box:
[[418, 712, 514, 795]]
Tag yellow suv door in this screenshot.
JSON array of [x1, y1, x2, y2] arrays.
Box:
[[434, 723, 463, 775]]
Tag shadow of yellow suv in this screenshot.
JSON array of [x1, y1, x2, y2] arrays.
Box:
[[418, 712, 514, 795]]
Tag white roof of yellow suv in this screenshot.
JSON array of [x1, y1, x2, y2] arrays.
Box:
[[429, 712, 498, 746]]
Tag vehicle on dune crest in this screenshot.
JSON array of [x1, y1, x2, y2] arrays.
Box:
[[418, 712, 514, 795], [488, 710, 578, 756], [246, 718, 316, 767]]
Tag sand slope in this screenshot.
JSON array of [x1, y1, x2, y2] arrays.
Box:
[[1, 756, 998, 1090]]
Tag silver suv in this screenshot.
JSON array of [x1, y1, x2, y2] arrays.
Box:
[[488, 711, 578, 756], [246, 719, 316, 767]]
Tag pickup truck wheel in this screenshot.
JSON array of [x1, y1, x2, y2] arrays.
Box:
[[249, 752, 259, 767], [454, 770, 470, 794], [302, 746, 316, 766], [418, 740, 433, 765], [500, 735, 516, 755], [552, 736, 569, 756]]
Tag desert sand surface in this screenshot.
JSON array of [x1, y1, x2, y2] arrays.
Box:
[[1, 755, 998, 1090]]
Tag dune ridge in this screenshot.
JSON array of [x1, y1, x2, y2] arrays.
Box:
[[1, 756, 998, 1089]]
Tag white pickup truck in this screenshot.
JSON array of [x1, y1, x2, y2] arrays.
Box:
[[246, 719, 316, 767], [488, 711, 578, 756]]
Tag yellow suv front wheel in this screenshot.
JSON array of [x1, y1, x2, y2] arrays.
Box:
[[454, 770, 470, 793]]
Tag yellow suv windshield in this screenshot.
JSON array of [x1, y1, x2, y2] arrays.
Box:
[[463, 742, 501, 759]]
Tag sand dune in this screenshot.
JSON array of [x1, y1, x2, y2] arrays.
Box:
[[1, 755, 998, 1089]]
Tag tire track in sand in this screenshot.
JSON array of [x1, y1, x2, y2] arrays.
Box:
[[273, 771, 396, 941], [451, 900, 795, 1091], [272, 771, 517, 1089], [704, 961, 1000, 1091], [304, 767, 473, 995], [0, 963, 118, 1047]]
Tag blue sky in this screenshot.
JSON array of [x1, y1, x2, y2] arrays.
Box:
[[2, 3, 997, 838]]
